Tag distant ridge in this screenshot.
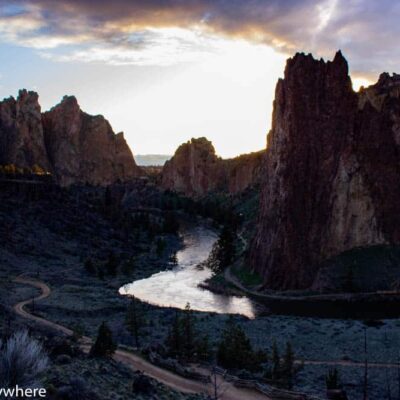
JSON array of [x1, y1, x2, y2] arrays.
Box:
[[135, 154, 172, 166]]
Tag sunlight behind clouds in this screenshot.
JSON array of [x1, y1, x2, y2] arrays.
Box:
[[0, 0, 396, 157], [352, 76, 374, 91], [40, 28, 223, 66]]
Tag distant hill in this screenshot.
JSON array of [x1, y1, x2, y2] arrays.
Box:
[[135, 154, 172, 166]]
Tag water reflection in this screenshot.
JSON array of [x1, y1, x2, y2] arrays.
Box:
[[120, 225, 255, 318]]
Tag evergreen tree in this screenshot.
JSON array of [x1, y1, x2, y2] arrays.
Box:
[[182, 303, 196, 360], [169, 252, 178, 266], [271, 340, 281, 381], [164, 305, 210, 362], [90, 322, 116, 357], [126, 296, 146, 348], [214, 224, 236, 272], [282, 341, 295, 389], [217, 319, 264, 371], [326, 368, 340, 390], [196, 335, 212, 362], [165, 311, 182, 358]]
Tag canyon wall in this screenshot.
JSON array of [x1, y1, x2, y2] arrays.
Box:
[[0, 91, 141, 186], [250, 51, 400, 290], [161, 137, 264, 197], [0, 90, 51, 171]]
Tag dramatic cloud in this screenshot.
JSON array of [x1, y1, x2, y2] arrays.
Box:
[[0, 0, 399, 76]]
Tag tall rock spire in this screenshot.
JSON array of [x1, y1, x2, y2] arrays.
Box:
[[250, 51, 400, 291]]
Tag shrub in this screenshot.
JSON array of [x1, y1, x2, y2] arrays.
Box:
[[0, 330, 49, 389]]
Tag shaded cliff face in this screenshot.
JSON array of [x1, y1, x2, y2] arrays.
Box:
[[161, 137, 263, 197], [42, 96, 141, 186], [0, 90, 50, 170], [250, 51, 400, 290], [223, 151, 264, 194], [0, 92, 141, 186], [161, 138, 222, 197]]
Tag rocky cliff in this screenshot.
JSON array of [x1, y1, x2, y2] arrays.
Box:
[[0, 90, 50, 171], [42, 96, 141, 186], [223, 151, 264, 194], [161, 137, 263, 197], [250, 51, 400, 290], [0, 91, 141, 186]]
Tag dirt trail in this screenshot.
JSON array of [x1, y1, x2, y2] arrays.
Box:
[[14, 276, 398, 400], [13, 276, 270, 400]]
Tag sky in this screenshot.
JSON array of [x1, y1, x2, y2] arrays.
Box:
[[0, 1, 399, 158]]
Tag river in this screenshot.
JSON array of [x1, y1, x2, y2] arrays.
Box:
[[120, 225, 255, 318]]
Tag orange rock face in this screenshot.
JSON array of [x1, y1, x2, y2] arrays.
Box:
[[42, 96, 141, 186], [250, 51, 400, 290], [0, 92, 141, 186], [161, 137, 264, 197], [0, 90, 50, 171]]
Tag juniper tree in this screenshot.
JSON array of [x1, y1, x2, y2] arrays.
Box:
[[165, 304, 208, 362], [282, 341, 295, 389], [271, 340, 280, 381], [165, 311, 182, 358], [182, 303, 196, 360], [126, 296, 146, 349], [90, 322, 116, 357], [217, 319, 265, 371], [326, 368, 340, 390]]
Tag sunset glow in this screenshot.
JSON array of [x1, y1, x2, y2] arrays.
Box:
[[0, 0, 397, 157]]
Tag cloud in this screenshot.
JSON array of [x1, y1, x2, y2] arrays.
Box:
[[0, 0, 399, 76]]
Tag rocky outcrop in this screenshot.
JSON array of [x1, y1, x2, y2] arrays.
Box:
[[161, 138, 222, 197], [250, 51, 400, 290], [0, 90, 50, 171], [0, 91, 141, 186], [161, 137, 263, 197], [223, 151, 264, 194], [42, 96, 141, 186]]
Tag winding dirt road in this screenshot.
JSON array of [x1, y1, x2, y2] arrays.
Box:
[[13, 275, 398, 400], [13, 276, 270, 400]]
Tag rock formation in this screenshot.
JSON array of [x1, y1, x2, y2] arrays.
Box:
[[250, 51, 400, 290], [0, 91, 141, 186], [0, 90, 50, 171], [223, 151, 264, 194], [42, 96, 141, 186], [161, 138, 221, 196], [161, 137, 264, 197]]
